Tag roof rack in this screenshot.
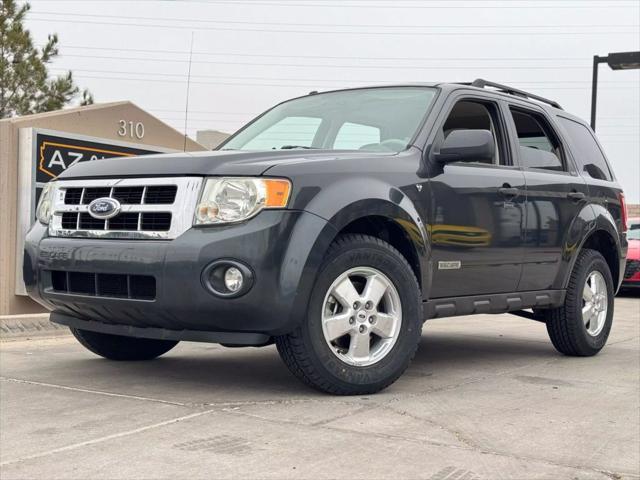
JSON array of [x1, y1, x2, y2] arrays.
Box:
[[468, 78, 563, 110]]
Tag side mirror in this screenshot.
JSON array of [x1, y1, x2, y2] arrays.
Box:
[[432, 129, 495, 164]]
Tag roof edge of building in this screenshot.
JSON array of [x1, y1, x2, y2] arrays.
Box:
[[1, 101, 206, 150], [1, 101, 132, 124]]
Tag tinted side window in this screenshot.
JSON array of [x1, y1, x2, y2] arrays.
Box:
[[510, 108, 564, 171], [557, 117, 612, 181], [442, 100, 507, 165]]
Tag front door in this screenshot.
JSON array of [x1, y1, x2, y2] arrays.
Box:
[[427, 95, 526, 298]]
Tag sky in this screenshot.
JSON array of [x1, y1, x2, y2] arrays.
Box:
[[23, 0, 640, 202]]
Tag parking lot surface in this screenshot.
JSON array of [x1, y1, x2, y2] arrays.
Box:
[[1, 296, 638, 480]]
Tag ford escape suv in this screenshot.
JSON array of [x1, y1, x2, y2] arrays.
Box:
[[24, 80, 629, 395]]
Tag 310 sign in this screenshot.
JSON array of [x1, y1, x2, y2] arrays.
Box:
[[118, 120, 145, 139]]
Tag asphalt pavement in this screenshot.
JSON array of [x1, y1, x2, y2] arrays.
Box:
[[1, 296, 638, 480]]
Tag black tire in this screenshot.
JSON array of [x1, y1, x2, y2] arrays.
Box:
[[545, 249, 614, 356], [70, 328, 178, 361], [275, 234, 423, 395]]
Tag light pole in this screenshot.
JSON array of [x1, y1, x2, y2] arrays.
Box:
[[591, 51, 640, 131]]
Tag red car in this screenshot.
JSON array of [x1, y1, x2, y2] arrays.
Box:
[[622, 217, 640, 290]]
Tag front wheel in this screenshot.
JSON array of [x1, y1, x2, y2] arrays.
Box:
[[276, 234, 423, 395], [70, 328, 178, 361], [545, 249, 614, 356]]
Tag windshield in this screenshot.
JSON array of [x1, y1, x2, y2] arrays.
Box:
[[629, 221, 640, 240], [222, 87, 437, 153]]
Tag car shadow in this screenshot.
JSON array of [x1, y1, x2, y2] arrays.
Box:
[[61, 330, 558, 398], [414, 331, 555, 364]]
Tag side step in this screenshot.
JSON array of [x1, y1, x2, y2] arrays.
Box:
[[424, 290, 564, 320]]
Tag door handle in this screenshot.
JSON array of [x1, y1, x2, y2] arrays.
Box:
[[567, 191, 586, 202], [498, 186, 519, 198]]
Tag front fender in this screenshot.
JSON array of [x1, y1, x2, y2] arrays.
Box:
[[276, 210, 338, 334], [295, 177, 431, 298]]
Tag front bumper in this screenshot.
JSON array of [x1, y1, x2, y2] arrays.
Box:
[[24, 210, 335, 342]]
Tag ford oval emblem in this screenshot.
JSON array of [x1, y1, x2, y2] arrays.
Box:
[[87, 197, 121, 220]]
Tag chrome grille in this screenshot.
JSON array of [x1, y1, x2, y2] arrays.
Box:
[[63, 188, 83, 205], [59, 212, 172, 232], [63, 185, 177, 205], [143, 186, 178, 204], [111, 187, 144, 204], [82, 187, 112, 204], [49, 177, 204, 240], [108, 212, 141, 231]]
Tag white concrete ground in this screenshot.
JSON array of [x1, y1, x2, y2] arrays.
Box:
[[1, 296, 638, 480]]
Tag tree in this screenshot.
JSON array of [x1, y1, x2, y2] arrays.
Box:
[[0, 0, 93, 119]]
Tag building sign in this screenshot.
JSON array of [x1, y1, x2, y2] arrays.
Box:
[[36, 132, 157, 183]]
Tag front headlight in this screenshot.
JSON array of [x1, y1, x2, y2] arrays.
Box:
[[194, 177, 291, 225], [36, 181, 57, 225]]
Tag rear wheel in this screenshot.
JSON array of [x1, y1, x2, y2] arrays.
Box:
[[70, 328, 178, 361], [276, 234, 423, 395], [545, 249, 614, 356]]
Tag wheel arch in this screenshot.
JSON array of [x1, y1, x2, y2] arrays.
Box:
[[282, 177, 431, 333], [580, 229, 620, 290], [336, 215, 424, 293], [564, 203, 624, 291], [323, 197, 431, 299], [281, 206, 430, 334]]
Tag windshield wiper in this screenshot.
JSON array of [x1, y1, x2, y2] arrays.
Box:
[[278, 145, 318, 150]]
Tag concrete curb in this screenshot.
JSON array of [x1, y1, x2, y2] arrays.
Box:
[[0, 313, 70, 340]]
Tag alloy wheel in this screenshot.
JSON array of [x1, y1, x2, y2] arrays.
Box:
[[582, 271, 608, 337], [321, 267, 402, 366]]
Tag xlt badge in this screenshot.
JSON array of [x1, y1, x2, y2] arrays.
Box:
[[438, 261, 461, 270]]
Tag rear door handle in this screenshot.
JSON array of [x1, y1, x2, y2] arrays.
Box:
[[567, 191, 586, 202], [498, 187, 519, 198]]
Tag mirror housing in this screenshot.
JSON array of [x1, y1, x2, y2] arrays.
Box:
[[432, 129, 495, 164]]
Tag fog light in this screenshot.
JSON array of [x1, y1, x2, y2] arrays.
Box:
[[224, 267, 243, 292], [201, 260, 254, 298]]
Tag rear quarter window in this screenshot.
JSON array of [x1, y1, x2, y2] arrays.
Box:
[[557, 117, 613, 181]]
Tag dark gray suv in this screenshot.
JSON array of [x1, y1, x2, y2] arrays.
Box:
[[24, 80, 629, 394]]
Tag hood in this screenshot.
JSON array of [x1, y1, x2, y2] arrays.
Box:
[[58, 149, 393, 180]]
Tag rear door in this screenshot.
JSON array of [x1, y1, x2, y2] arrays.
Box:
[[504, 103, 589, 291]]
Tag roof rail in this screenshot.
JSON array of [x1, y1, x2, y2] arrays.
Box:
[[469, 78, 563, 110]]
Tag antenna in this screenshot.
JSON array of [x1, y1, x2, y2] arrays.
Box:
[[183, 32, 195, 152]]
